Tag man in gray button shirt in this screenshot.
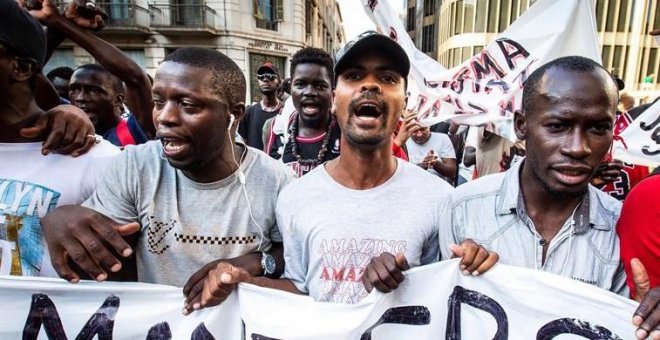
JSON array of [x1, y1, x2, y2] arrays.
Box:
[[443, 56, 628, 295]]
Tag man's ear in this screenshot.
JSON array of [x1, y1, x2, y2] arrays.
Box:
[[230, 102, 246, 123], [514, 109, 527, 140], [114, 94, 125, 107], [11, 59, 36, 82], [331, 89, 336, 113]]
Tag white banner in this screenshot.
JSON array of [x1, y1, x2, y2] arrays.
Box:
[[1, 260, 638, 339], [613, 101, 660, 167], [361, 0, 601, 141], [0, 275, 241, 339]]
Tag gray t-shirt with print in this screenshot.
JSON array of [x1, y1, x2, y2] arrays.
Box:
[[278, 158, 453, 304], [83, 141, 293, 287]]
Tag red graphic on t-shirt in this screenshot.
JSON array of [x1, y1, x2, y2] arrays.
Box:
[[317, 238, 407, 304]]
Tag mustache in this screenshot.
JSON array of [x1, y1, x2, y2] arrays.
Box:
[[348, 92, 388, 114]]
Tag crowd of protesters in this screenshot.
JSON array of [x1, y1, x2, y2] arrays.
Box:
[[0, 0, 658, 338]]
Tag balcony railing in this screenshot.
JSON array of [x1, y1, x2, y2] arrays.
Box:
[[149, 3, 216, 31], [96, 2, 150, 30], [256, 18, 278, 31]]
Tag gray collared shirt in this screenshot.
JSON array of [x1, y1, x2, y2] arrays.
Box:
[[443, 160, 628, 296]]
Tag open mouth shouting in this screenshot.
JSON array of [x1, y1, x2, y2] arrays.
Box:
[[158, 133, 191, 159], [300, 100, 321, 115], [352, 100, 384, 125]]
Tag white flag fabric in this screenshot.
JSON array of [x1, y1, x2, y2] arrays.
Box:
[[240, 260, 637, 339], [613, 101, 660, 167], [1, 260, 638, 339], [361, 0, 601, 141], [0, 275, 242, 339]]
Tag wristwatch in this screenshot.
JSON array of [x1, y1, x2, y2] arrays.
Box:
[[261, 252, 276, 277]]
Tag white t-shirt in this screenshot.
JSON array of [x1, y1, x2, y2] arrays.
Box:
[[406, 132, 456, 180], [279, 159, 453, 304], [0, 140, 119, 277]]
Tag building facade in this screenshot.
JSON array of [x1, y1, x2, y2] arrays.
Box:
[[46, 0, 345, 102], [405, 0, 660, 103]]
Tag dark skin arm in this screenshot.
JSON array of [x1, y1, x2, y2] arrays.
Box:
[[362, 239, 499, 293], [182, 242, 285, 315], [463, 146, 476, 167], [199, 262, 303, 310], [39, 0, 155, 139], [41, 205, 140, 283], [432, 156, 457, 178], [630, 259, 660, 340], [20, 104, 97, 156]]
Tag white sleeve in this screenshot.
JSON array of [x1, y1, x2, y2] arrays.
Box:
[[436, 134, 456, 159]]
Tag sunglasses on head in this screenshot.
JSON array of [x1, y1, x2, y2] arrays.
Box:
[[258, 73, 277, 81]]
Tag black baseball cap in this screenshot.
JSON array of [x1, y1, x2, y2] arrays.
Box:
[[333, 30, 410, 83], [0, 0, 46, 70]]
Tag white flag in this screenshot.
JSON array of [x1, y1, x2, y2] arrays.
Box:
[[613, 101, 660, 167], [361, 0, 601, 141]]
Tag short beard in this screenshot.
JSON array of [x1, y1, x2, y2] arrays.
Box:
[[529, 156, 588, 199]]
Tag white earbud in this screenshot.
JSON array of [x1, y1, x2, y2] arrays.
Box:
[[228, 114, 235, 131]]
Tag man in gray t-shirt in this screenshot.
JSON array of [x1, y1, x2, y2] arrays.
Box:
[[200, 32, 498, 305], [42, 48, 292, 314]]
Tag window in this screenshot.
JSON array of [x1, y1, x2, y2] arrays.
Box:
[[453, 47, 461, 67], [601, 45, 612, 66], [647, 48, 658, 84], [499, 0, 511, 31], [612, 45, 623, 76], [596, 0, 605, 31], [424, 0, 437, 16], [254, 0, 282, 30], [487, 0, 498, 32], [464, 0, 474, 33], [474, 45, 484, 54], [448, 49, 454, 67], [462, 47, 471, 62], [43, 49, 75, 75], [122, 49, 146, 69], [422, 24, 436, 53], [605, 0, 616, 31], [305, 0, 312, 35], [407, 7, 416, 31], [616, 0, 628, 32], [455, 0, 463, 35], [475, 0, 486, 33], [511, 0, 519, 22]]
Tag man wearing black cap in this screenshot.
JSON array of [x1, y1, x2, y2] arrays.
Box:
[[196, 31, 497, 305], [0, 0, 119, 278], [239, 62, 283, 150]]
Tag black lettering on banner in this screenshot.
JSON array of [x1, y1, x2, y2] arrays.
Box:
[[640, 113, 660, 156], [251, 334, 282, 340], [446, 286, 508, 340], [360, 306, 431, 340], [470, 52, 506, 80], [146, 322, 172, 340], [536, 318, 622, 340], [495, 38, 530, 70], [23, 293, 119, 340], [191, 323, 216, 340]]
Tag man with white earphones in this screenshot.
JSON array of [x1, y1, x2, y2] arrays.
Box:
[[40, 48, 294, 315]]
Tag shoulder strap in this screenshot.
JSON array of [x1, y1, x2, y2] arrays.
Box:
[[116, 118, 136, 146]]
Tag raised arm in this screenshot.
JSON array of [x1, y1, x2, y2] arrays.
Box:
[[38, 0, 155, 138]]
